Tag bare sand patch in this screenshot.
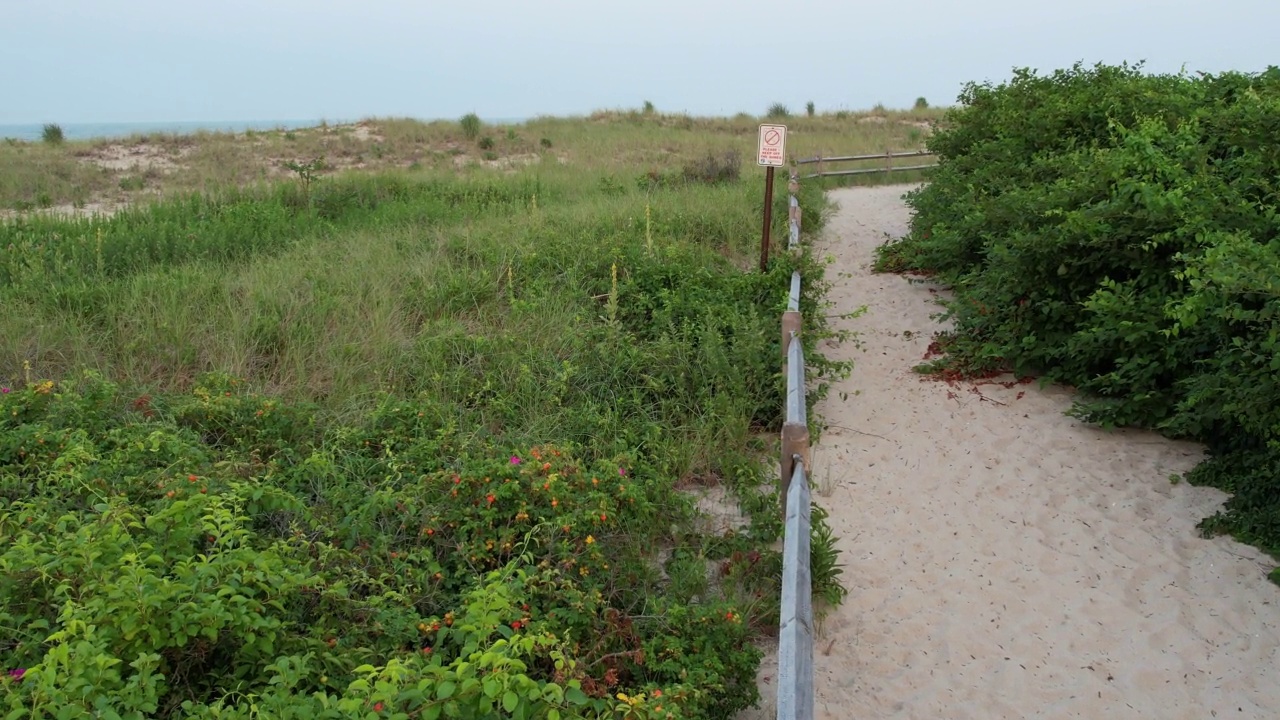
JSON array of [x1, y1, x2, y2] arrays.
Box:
[[81, 143, 189, 173], [745, 185, 1280, 719]]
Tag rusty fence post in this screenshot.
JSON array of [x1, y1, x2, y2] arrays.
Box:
[[780, 418, 810, 518]]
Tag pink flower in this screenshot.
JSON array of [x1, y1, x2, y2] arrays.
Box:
[[510, 456, 521, 465], [7, 668, 24, 680], [618, 467, 627, 476], [0, 387, 9, 394]]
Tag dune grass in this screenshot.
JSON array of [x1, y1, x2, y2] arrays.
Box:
[[0, 111, 862, 716], [0, 106, 944, 213]]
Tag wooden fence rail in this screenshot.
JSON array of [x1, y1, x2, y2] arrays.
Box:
[[794, 148, 937, 180], [776, 169, 814, 720]]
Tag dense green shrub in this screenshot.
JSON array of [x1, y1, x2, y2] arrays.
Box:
[[0, 374, 756, 718], [877, 62, 1280, 573]]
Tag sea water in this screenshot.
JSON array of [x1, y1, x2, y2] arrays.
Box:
[[0, 119, 337, 142]]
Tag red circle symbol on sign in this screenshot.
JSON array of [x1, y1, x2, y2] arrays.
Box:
[[764, 129, 781, 145]]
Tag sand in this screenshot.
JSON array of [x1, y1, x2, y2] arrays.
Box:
[[743, 185, 1280, 719]]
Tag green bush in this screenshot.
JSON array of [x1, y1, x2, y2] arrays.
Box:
[[0, 374, 763, 718], [876, 61, 1280, 570], [41, 124, 64, 145], [460, 113, 482, 141]]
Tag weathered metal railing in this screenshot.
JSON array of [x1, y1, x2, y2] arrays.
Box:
[[776, 169, 814, 720], [795, 148, 936, 180]]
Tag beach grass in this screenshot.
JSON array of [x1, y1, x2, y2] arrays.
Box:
[[0, 106, 945, 213], [0, 105, 910, 717]]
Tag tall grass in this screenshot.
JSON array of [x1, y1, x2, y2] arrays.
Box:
[[1, 165, 834, 455]]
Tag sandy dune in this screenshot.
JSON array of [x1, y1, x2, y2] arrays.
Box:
[[747, 185, 1280, 719]]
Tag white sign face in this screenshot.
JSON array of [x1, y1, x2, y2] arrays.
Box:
[[757, 124, 787, 167]]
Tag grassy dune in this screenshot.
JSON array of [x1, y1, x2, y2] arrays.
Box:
[[0, 106, 932, 717], [0, 107, 943, 213]]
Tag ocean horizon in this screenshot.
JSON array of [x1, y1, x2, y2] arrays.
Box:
[[0, 119, 346, 142], [0, 117, 537, 142]]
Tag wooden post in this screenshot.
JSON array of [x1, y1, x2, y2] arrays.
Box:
[[759, 166, 775, 272], [885, 148, 892, 175], [780, 422, 810, 518]]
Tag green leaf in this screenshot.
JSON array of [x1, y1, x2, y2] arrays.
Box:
[[502, 691, 519, 713], [437, 680, 456, 699], [564, 686, 588, 705]]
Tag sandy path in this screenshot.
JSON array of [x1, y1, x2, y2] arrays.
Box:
[[748, 185, 1280, 719]]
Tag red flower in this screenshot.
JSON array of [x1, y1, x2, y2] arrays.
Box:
[[486, 493, 496, 505], [373, 702, 384, 712]]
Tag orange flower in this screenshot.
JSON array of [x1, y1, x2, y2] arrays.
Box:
[[551, 498, 558, 507]]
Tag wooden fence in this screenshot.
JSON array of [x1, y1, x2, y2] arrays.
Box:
[[776, 169, 814, 720], [794, 149, 936, 180]]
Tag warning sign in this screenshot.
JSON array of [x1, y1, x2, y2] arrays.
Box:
[[757, 123, 787, 167]]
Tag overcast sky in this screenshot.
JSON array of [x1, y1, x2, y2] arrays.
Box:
[[2, 0, 1277, 124]]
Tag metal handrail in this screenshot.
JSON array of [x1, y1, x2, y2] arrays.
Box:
[[777, 167, 814, 720], [777, 459, 813, 720]]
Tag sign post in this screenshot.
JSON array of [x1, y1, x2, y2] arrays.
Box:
[[757, 124, 787, 271]]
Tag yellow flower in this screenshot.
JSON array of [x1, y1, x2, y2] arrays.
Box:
[[585, 535, 595, 544]]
